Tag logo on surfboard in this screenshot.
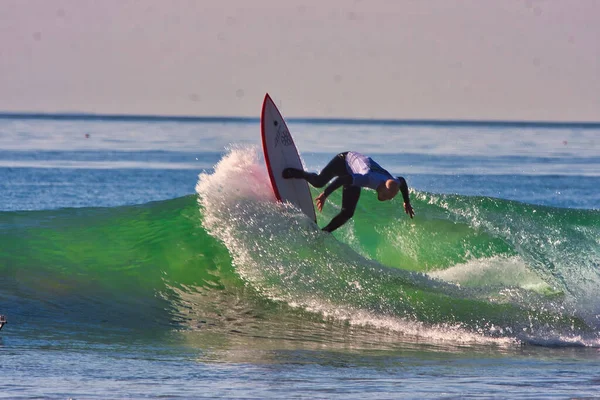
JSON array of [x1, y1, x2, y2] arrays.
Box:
[[274, 126, 293, 148]]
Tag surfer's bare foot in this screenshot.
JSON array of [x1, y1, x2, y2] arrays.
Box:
[[282, 168, 303, 179]]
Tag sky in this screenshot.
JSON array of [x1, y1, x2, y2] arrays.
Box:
[[1, 0, 599, 121]]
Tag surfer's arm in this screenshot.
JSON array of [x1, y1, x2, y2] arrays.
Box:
[[321, 185, 361, 232], [316, 176, 353, 212], [397, 177, 415, 218]]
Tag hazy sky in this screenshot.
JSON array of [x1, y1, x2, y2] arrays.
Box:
[[1, 0, 599, 121]]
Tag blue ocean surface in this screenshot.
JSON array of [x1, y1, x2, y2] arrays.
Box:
[[1, 115, 600, 399]]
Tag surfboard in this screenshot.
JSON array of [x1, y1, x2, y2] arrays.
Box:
[[261, 93, 317, 223]]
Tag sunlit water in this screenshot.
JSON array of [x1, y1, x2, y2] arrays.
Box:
[[1, 116, 599, 399]]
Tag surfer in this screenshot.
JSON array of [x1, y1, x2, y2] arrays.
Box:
[[283, 151, 414, 232]]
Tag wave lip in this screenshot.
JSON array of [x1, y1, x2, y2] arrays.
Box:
[[194, 146, 600, 345], [2, 146, 598, 347]]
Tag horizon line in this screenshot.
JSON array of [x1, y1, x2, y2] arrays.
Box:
[[1, 111, 599, 129]]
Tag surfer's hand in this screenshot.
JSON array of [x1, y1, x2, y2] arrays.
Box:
[[404, 202, 415, 218], [316, 193, 327, 212]]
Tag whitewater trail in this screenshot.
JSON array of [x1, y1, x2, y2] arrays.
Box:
[[194, 146, 600, 346]]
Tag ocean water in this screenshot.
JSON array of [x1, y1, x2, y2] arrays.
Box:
[[1, 115, 600, 399]]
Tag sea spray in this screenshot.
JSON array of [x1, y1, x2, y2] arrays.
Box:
[[416, 191, 600, 324], [195, 147, 596, 344]]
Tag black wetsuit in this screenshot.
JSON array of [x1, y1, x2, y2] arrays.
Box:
[[285, 152, 381, 232], [298, 152, 360, 232], [284, 152, 410, 232]]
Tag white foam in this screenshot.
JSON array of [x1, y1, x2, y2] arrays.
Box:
[[427, 256, 548, 290], [195, 147, 599, 347]]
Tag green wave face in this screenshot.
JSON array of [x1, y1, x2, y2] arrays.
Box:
[[194, 148, 600, 341], [0, 196, 239, 332], [2, 147, 599, 346]]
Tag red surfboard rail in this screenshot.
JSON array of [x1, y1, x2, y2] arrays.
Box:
[[260, 93, 282, 202], [260, 93, 316, 222]]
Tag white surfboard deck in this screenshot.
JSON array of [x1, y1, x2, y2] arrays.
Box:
[[261, 93, 317, 223]]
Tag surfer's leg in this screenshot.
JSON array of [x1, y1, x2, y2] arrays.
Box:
[[283, 152, 349, 188], [322, 185, 361, 232]]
